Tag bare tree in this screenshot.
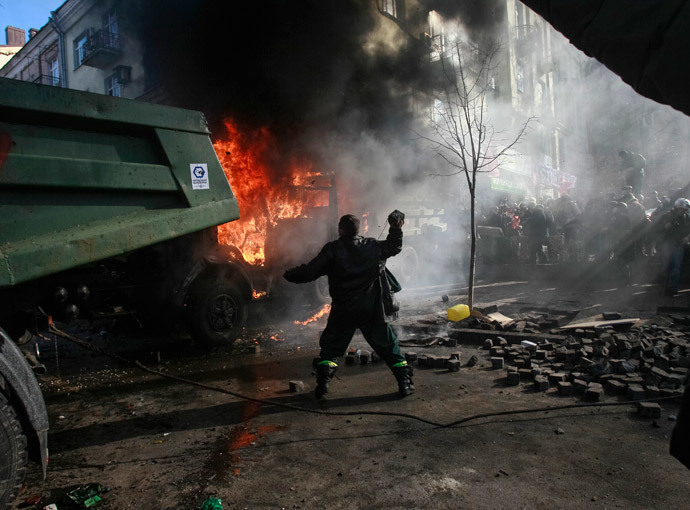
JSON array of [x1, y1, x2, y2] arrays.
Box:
[[420, 36, 534, 310]]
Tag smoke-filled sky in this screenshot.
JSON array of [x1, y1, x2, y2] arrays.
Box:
[[125, 0, 690, 286]]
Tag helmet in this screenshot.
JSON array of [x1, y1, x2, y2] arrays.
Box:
[[674, 198, 690, 210]]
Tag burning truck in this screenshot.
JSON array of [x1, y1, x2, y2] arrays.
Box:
[[0, 77, 257, 505]]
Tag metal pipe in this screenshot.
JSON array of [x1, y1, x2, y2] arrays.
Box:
[[49, 10, 68, 89], [24, 352, 47, 375]]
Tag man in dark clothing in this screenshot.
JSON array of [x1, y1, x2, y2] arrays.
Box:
[[618, 151, 646, 196], [659, 198, 690, 296], [522, 201, 549, 264], [283, 212, 413, 398]]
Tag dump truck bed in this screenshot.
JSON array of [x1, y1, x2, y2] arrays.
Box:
[[0, 77, 239, 286]]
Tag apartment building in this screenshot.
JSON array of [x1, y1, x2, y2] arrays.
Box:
[[1, 0, 150, 101]]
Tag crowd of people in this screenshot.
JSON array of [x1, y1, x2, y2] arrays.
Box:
[[478, 186, 690, 294]]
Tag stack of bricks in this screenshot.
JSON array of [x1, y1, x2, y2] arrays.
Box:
[[484, 320, 689, 402]]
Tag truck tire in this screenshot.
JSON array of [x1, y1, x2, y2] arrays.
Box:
[[188, 280, 247, 348], [308, 276, 331, 304], [0, 393, 28, 508]]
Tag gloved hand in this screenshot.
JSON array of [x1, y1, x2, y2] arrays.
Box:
[[388, 209, 405, 229]]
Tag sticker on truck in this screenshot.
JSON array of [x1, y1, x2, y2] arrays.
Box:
[[190, 163, 210, 190]]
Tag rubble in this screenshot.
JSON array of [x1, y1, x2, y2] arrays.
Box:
[[289, 380, 305, 392], [448, 308, 688, 406]]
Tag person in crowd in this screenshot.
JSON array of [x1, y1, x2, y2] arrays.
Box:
[[556, 195, 582, 262], [658, 198, 690, 296], [618, 150, 647, 196], [522, 199, 549, 264]]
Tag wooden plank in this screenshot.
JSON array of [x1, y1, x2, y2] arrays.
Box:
[[486, 312, 514, 326], [447, 328, 569, 346], [560, 318, 640, 329]]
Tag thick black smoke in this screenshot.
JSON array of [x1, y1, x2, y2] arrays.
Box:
[[131, 1, 426, 143], [129, 1, 503, 143]]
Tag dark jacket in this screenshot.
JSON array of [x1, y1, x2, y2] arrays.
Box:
[[524, 205, 550, 239], [660, 210, 690, 246], [284, 227, 403, 324]]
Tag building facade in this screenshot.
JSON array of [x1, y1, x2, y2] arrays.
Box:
[[0, 0, 151, 101]]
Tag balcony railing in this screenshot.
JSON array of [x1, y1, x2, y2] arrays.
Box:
[[32, 75, 61, 87], [81, 29, 121, 68]]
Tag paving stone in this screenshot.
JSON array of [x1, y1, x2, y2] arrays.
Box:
[[646, 386, 661, 399], [491, 357, 505, 369], [584, 385, 604, 402], [558, 381, 575, 395], [506, 371, 521, 386], [466, 355, 479, 367], [573, 379, 588, 394], [638, 402, 662, 419], [289, 380, 305, 392], [605, 380, 626, 395], [447, 359, 461, 372], [627, 384, 646, 400], [484, 338, 494, 349], [360, 351, 371, 364], [432, 356, 447, 369], [518, 368, 532, 380], [548, 372, 568, 385], [534, 375, 549, 391], [450, 352, 462, 361], [667, 373, 686, 388], [345, 353, 359, 365], [404, 352, 418, 364]]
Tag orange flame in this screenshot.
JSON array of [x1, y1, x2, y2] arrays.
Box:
[[213, 120, 329, 265], [252, 290, 267, 300], [294, 304, 331, 325]]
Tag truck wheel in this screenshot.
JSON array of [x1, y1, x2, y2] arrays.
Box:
[[0, 393, 28, 508], [188, 281, 247, 348], [309, 276, 331, 304]]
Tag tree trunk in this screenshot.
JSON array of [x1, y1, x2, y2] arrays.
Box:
[[468, 181, 477, 310]]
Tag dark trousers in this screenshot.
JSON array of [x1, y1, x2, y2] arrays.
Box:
[[666, 245, 685, 293], [319, 319, 405, 367]]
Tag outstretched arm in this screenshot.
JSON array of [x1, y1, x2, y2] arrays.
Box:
[[380, 212, 404, 260], [283, 244, 332, 283]]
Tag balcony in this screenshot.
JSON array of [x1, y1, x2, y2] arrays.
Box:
[[32, 75, 61, 87], [81, 29, 121, 68]]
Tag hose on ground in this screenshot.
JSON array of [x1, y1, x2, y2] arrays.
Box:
[[49, 324, 680, 429]]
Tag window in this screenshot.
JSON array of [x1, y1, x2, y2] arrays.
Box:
[[105, 74, 121, 97], [382, 0, 396, 17], [103, 9, 118, 35], [428, 11, 445, 61], [73, 31, 89, 68], [432, 98, 445, 124], [49, 58, 60, 86]]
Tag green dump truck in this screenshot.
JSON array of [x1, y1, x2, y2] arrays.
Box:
[[0, 77, 253, 505]]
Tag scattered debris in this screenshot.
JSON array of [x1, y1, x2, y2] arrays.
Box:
[[200, 497, 224, 510], [289, 380, 304, 392], [67, 483, 105, 508], [473, 312, 688, 405], [555, 428, 565, 435]]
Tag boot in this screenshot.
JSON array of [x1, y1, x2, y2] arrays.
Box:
[[315, 361, 338, 399], [392, 364, 415, 397]]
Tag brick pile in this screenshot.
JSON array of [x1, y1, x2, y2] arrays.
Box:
[[484, 315, 689, 403]]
